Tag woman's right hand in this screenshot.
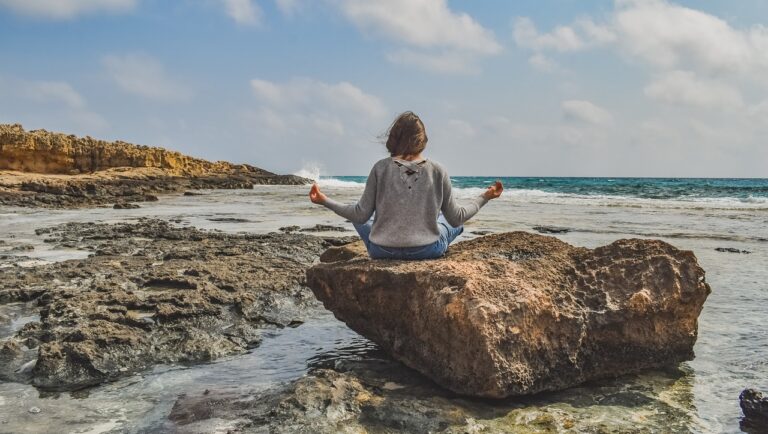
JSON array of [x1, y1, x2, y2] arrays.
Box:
[[309, 183, 327, 204], [483, 180, 503, 200]]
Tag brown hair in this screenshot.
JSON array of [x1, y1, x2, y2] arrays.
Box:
[[384, 111, 428, 158]]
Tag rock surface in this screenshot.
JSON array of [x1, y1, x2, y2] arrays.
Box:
[[0, 219, 348, 390], [0, 123, 310, 208], [741, 388, 768, 432], [307, 232, 711, 398], [532, 225, 570, 234]]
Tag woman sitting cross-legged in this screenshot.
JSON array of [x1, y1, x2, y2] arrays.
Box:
[[309, 111, 503, 260]]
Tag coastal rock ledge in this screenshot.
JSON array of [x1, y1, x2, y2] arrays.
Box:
[[306, 232, 711, 398]]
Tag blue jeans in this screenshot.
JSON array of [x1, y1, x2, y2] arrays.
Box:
[[353, 215, 464, 260]]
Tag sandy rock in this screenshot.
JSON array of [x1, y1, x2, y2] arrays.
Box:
[[306, 232, 711, 398]]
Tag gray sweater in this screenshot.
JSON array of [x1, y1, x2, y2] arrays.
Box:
[[322, 157, 488, 247]]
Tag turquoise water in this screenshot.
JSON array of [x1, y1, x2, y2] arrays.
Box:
[[329, 176, 768, 201]]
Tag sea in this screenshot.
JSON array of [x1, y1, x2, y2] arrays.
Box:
[[0, 175, 767, 433]]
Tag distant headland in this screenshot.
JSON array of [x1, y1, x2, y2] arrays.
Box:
[[0, 124, 310, 208]]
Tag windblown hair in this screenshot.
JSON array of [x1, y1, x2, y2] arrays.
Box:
[[384, 111, 428, 158]]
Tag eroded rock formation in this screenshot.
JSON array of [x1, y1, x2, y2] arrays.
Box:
[[1, 123, 257, 175], [306, 232, 711, 398], [0, 219, 354, 390]]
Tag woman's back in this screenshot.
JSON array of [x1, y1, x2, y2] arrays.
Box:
[[310, 110, 502, 258], [323, 157, 488, 248]]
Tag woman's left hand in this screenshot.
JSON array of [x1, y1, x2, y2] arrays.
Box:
[[483, 180, 503, 200], [309, 183, 327, 204]]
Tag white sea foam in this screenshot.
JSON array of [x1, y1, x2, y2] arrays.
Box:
[[293, 164, 322, 182], [294, 164, 366, 188], [318, 178, 367, 188]]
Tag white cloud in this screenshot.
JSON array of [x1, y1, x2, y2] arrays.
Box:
[[247, 77, 387, 144], [102, 54, 192, 102], [339, 0, 500, 54], [265, 0, 501, 72], [275, 0, 301, 16], [514, 17, 586, 53], [515, 0, 768, 118], [562, 100, 613, 125], [0, 0, 136, 19], [513, 16, 613, 53], [249, 79, 284, 103], [644, 70, 744, 110], [250, 77, 386, 118], [528, 53, 561, 73], [516, 0, 768, 83], [335, 0, 500, 73], [23, 81, 86, 109], [220, 0, 262, 25], [612, 0, 766, 76], [0, 76, 108, 132]]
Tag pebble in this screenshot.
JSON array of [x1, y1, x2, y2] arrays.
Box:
[[28, 407, 41, 414]]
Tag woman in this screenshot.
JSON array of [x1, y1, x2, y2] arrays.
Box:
[[309, 111, 503, 260]]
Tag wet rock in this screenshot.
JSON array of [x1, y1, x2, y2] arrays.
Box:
[[532, 225, 571, 234], [321, 235, 360, 247], [169, 360, 474, 433], [207, 217, 250, 223], [470, 230, 494, 236], [9, 244, 35, 252], [741, 388, 768, 431], [307, 232, 711, 398], [183, 191, 203, 196], [0, 219, 337, 391], [279, 225, 301, 233], [715, 247, 751, 254], [168, 349, 697, 433], [300, 224, 350, 233], [113, 202, 140, 209]]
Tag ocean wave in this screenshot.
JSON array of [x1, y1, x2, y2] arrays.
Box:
[[450, 186, 768, 210], [314, 176, 768, 211]]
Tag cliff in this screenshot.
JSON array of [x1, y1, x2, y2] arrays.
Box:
[[0, 123, 271, 176]]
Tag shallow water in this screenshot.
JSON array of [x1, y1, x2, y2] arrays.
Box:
[[1, 184, 767, 433]]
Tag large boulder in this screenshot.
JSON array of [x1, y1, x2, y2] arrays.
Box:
[[306, 232, 711, 398]]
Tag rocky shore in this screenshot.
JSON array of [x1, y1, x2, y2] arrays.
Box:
[[0, 218, 747, 432], [0, 124, 309, 208], [0, 219, 355, 390]]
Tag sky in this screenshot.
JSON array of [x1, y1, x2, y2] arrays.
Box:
[[1, 0, 767, 177]]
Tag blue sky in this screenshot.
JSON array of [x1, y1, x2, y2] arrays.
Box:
[[1, 0, 767, 177]]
